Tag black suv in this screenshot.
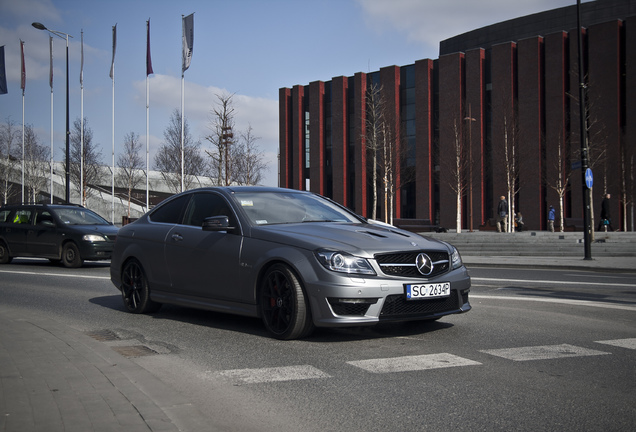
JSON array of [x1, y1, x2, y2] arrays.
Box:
[[0, 204, 118, 268]]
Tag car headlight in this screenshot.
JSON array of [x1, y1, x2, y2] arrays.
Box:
[[315, 250, 376, 275], [83, 234, 106, 242], [450, 246, 463, 270]]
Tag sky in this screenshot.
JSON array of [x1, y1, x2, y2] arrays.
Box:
[[1, 0, 587, 187]]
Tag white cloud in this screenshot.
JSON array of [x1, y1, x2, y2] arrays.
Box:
[[356, 0, 584, 49]]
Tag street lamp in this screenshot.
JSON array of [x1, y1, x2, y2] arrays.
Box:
[[32, 22, 73, 204]]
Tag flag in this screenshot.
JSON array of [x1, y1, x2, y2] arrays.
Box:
[[80, 31, 84, 85], [20, 39, 26, 91], [0, 46, 7, 95], [109, 24, 117, 79], [146, 19, 153, 76], [182, 13, 194, 73], [49, 36, 53, 89]]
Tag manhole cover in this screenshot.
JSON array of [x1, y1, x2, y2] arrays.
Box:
[[111, 345, 158, 358], [86, 329, 120, 341]]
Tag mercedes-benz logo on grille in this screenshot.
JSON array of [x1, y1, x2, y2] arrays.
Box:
[[416, 253, 433, 275]]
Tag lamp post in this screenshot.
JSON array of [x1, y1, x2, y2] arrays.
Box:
[[32, 22, 73, 204]]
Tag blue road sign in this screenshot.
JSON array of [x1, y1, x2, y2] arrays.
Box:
[[585, 168, 593, 189]]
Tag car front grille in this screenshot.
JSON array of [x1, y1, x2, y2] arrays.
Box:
[[374, 251, 450, 278], [379, 291, 459, 319]]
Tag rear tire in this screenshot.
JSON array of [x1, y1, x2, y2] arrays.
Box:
[[0, 241, 12, 264], [260, 263, 314, 340], [121, 259, 161, 314]]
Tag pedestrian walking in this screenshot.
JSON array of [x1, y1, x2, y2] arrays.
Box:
[[497, 196, 508, 232], [548, 205, 555, 232], [597, 193, 613, 231]]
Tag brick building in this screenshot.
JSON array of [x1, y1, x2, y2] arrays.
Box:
[[279, 0, 636, 231]]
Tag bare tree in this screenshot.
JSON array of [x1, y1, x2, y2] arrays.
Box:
[[496, 108, 521, 232], [547, 133, 572, 232], [445, 119, 468, 233], [116, 132, 144, 216], [154, 109, 204, 193], [0, 117, 20, 204], [364, 82, 385, 221], [23, 125, 50, 203], [234, 125, 267, 185], [68, 117, 105, 205], [206, 93, 237, 186]]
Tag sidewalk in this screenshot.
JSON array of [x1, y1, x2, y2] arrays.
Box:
[[0, 308, 211, 432]]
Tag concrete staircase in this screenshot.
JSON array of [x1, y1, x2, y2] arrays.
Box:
[[419, 231, 636, 258]]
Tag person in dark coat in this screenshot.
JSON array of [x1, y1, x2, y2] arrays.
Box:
[[598, 193, 613, 231], [496, 196, 508, 232]]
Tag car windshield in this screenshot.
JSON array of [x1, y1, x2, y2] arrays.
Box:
[[233, 191, 361, 226], [53, 208, 110, 225]]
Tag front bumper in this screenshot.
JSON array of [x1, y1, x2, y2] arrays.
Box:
[[305, 266, 471, 327], [79, 241, 115, 261]]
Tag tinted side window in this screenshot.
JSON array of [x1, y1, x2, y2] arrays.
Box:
[[149, 195, 190, 224], [183, 193, 234, 227], [0, 209, 11, 223], [12, 209, 33, 224]]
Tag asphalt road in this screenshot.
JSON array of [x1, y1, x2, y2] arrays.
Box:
[[1, 259, 635, 431]]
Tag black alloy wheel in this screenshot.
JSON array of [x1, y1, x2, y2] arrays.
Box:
[[121, 259, 161, 314], [260, 263, 313, 340]]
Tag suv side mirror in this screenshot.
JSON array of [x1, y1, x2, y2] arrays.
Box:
[[202, 216, 235, 232]]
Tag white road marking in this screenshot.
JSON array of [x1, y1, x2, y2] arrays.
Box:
[[471, 277, 636, 288], [347, 353, 481, 373], [218, 365, 330, 384], [470, 294, 636, 311], [0, 269, 110, 280], [480, 344, 610, 361], [595, 338, 636, 350]]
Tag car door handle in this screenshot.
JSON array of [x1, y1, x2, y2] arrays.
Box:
[[171, 233, 183, 242]]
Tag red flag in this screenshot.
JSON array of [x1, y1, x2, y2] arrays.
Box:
[[20, 39, 25, 91], [146, 19, 153, 76]]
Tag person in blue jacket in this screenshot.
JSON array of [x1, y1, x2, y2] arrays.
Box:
[[548, 205, 555, 232]]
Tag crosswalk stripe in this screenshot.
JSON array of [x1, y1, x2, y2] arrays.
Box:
[[480, 344, 610, 361], [347, 353, 481, 373], [218, 365, 330, 384], [595, 338, 636, 350]]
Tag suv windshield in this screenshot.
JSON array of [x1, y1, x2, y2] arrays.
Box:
[[233, 191, 361, 226], [53, 208, 109, 225]]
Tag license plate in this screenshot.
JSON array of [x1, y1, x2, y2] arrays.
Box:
[[405, 282, 451, 300]]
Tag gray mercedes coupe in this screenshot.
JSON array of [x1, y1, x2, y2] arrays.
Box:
[[110, 187, 471, 339]]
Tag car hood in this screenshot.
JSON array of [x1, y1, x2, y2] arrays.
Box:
[[248, 222, 450, 257]]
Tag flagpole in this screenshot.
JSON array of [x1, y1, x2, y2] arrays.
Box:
[[49, 36, 54, 203], [110, 24, 116, 224], [80, 30, 84, 206], [180, 16, 185, 193], [146, 19, 152, 210], [20, 40, 25, 203], [146, 75, 150, 210]]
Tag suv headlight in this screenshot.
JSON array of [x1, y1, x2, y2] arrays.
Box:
[[315, 250, 376, 275], [450, 247, 463, 270], [83, 234, 106, 242]]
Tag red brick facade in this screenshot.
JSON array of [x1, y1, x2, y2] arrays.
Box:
[[280, 13, 635, 231]]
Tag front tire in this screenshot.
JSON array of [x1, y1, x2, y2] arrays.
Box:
[[61, 242, 83, 268], [260, 263, 314, 340], [121, 259, 161, 314], [0, 241, 12, 264]]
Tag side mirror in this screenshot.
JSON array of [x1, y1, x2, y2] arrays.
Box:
[[202, 216, 235, 232]]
